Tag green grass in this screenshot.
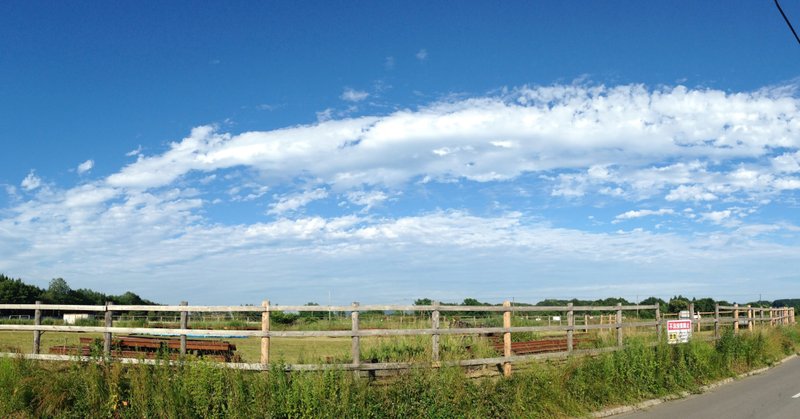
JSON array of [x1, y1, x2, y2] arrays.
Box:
[[0, 325, 797, 418], [0, 331, 351, 364]]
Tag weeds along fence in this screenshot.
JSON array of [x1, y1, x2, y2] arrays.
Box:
[[0, 301, 795, 377]]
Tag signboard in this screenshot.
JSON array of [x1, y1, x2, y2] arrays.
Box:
[[667, 320, 692, 344]]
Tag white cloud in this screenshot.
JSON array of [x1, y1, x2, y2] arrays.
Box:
[[346, 190, 389, 210], [268, 188, 329, 215], [126, 145, 143, 157], [20, 172, 41, 191], [700, 210, 732, 225], [416, 49, 428, 61], [2, 196, 798, 303], [77, 159, 94, 174], [316, 108, 335, 122], [341, 88, 369, 102], [99, 85, 800, 203], [665, 185, 718, 202], [614, 209, 675, 223], [384, 56, 395, 70]]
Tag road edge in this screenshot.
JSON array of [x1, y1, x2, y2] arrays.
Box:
[[590, 352, 798, 418]]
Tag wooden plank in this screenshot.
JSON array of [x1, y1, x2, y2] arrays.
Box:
[[0, 304, 106, 311], [179, 301, 188, 356], [0, 320, 660, 338], [616, 303, 623, 347], [351, 302, 360, 367], [261, 300, 270, 365], [567, 302, 574, 352], [104, 302, 113, 356], [502, 300, 511, 377], [431, 301, 440, 363], [33, 301, 41, 355], [0, 303, 660, 313]]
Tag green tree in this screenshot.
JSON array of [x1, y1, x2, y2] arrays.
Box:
[[668, 295, 690, 313], [462, 298, 484, 306], [0, 274, 44, 304], [45, 278, 74, 304], [692, 297, 716, 313]]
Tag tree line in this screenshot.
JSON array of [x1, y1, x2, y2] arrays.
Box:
[[0, 274, 156, 306], [413, 295, 800, 318]]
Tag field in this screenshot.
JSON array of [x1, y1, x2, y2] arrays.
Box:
[[0, 325, 798, 418], [0, 311, 714, 364], [0, 331, 351, 364]]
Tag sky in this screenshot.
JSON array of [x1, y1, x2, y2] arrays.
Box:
[[2, 1, 800, 305]]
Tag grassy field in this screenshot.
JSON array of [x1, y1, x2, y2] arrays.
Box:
[[0, 331, 497, 363], [0, 314, 752, 366], [0, 325, 797, 418], [0, 331, 351, 364]]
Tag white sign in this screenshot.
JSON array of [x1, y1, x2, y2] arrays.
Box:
[[667, 319, 692, 344]]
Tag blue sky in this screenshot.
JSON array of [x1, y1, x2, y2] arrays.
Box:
[[2, 1, 800, 305]]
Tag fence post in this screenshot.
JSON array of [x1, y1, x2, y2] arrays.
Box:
[[733, 304, 739, 333], [616, 303, 623, 347], [791, 308, 796, 324], [261, 300, 270, 366], [503, 300, 512, 377], [104, 302, 113, 357], [747, 305, 753, 331], [785, 307, 789, 325], [33, 300, 41, 355], [714, 304, 720, 339], [655, 304, 662, 342], [180, 301, 188, 356], [584, 313, 589, 333], [689, 303, 695, 333], [351, 302, 360, 370], [432, 301, 440, 363], [567, 302, 574, 352]]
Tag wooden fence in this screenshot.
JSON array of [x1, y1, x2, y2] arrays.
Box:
[[0, 301, 795, 377]]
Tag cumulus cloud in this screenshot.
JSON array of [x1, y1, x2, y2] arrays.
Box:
[[416, 49, 428, 61], [614, 209, 675, 223], [346, 190, 389, 210], [268, 188, 329, 215], [341, 88, 369, 102], [77, 159, 94, 174], [665, 185, 718, 202], [700, 210, 733, 225], [21, 171, 41, 191], [95, 84, 800, 207]]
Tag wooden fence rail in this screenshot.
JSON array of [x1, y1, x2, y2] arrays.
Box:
[[0, 301, 795, 377]]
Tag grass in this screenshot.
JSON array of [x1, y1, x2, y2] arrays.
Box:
[[0, 325, 797, 418], [0, 331, 351, 364]]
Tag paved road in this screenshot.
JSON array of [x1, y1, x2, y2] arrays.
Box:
[[616, 356, 800, 419]]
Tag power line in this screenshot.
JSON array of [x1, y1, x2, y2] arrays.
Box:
[[775, 0, 800, 45]]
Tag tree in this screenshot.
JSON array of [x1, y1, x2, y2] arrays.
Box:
[[462, 298, 484, 306], [692, 297, 716, 313], [668, 295, 690, 313], [300, 302, 324, 319], [45, 278, 73, 304], [413, 298, 432, 306], [639, 297, 667, 319], [0, 274, 44, 304]]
